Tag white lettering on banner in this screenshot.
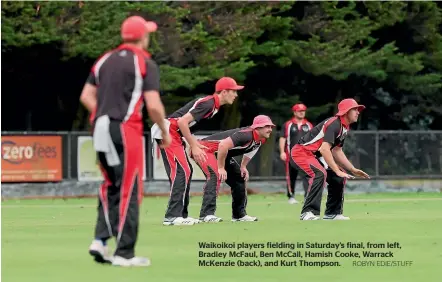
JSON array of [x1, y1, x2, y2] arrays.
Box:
[[76, 136, 147, 181], [152, 135, 208, 180]]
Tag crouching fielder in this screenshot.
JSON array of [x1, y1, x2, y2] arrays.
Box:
[[191, 115, 275, 222], [290, 99, 370, 221]]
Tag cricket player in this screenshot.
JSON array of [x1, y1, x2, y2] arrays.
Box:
[[192, 115, 275, 222], [151, 77, 244, 226], [279, 103, 313, 204], [290, 98, 370, 220], [80, 16, 171, 267]]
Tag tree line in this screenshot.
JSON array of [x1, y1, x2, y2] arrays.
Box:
[[2, 1, 441, 132]]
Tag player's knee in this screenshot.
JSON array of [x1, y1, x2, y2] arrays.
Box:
[[314, 169, 326, 180]]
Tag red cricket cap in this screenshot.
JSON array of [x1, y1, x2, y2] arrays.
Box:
[[215, 77, 244, 92], [251, 115, 276, 129], [336, 98, 365, 116], [292, 103, 307, 112], [121, 16, 157, 41]]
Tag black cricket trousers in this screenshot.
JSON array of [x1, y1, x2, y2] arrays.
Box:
[[157, 119, 195, 220], [284, 157, 309, 199], [94, 120, 144, 259], [290, 145, 346, 216], [194, 152, 248, 219]]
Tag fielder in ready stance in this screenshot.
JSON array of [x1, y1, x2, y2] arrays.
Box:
[[192, 115, 275, 222], [290, 99, 370, 221], [151, 77, 244, 226], [279, 103, 313, 204], [80, 16, 171, 267]]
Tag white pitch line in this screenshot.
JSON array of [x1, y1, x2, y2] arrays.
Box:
[[1, 197, 441, 209]]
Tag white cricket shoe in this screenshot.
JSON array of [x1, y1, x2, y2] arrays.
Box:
[[323, 214, 350, 220], [200, 215, 223, 223], [88, 239, 113, 264], [232, 215, 258, 222], [163, 217, 195, 226], [300, 212, 320, 220], [186, 217, 202, 224], [288, 198, 299, 204], [112, 256, 151, 267]]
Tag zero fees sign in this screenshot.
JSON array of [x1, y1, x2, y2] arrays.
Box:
[[1, 136, 63, 182]]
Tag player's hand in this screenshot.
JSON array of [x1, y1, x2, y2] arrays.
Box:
[[280, 152, 287, 162], [191, 145, 207, 164], [160, 131, 171, 149], [218, 168, 227, 182], [351, 168, 370, 179], [336, 170, 355, 179], [240, 166, 250, 182], [197, 142, 208, 150]]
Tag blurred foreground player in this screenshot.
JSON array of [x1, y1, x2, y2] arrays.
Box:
[[192, 115, 275, 222], [279, 103, 313, 204], [80, 16, 171, 267], [151, 77, 244, 226], [290, 99, 370, 221]]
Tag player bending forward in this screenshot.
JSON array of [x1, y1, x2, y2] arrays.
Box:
[[290, 99, 370, 221], [151, 77, 245, 226], [191, 115, 275, 222]]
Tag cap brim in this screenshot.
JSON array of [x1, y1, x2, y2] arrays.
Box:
[[252, 123, 276, 129], [145, 21, 158, 32], [232, 85, 244, 90], [356, 105, 366, 112], [336, 105, 366, 116]]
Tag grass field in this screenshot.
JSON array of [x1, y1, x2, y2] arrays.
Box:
[[2, 192, 442, 282]]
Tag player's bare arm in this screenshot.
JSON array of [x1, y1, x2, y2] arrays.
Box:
[[331, 146, 355, 171], [178, 113, 208, 163], [240, 155, 252, 181], [241, 155, 252, 168], [217, 137, 234, 182], [332, 147, 370, 179], [79, 83, 97, 113], [318, 142, 354, 179], [177, 113, 198, 146], [279, 137, 287, 161]]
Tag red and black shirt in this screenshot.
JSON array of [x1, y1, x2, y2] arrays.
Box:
[[298, 116, 349, 157], [168, 95, 220, 134], [280, 118, 313, 152], [200, 127, 266, 159], [87, 44, 160, 124]]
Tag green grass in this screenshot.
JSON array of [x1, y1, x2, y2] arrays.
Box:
[[2, 192, 442, 282]]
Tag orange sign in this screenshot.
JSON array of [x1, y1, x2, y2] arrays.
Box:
[[1, 136, 63, 182]]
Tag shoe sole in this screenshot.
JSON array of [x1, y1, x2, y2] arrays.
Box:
[[89, 249, 111, 264], [231, 219, 258, 222], [112, 262, 151, 267], [163, 222, 195, 226]]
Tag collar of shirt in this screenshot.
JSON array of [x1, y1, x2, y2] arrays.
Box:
[[339, 116, 350, 129], [117, 43, 152, 58], [212, 94, 221, 109], [252, 129, 266, 144], [291, 117, 308, 125]]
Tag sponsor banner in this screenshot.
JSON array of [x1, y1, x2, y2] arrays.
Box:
[[1, 136, 63, 182], [77, 136, 147, 181], [152, 135, 208, 180]]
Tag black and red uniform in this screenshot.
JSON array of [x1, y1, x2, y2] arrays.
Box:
[[280, 118, 313, 198], [157, 95, 221, 220], [290, 116, 349, 217], [195, 127, 264, 219], [88, 44, 160, 259]]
